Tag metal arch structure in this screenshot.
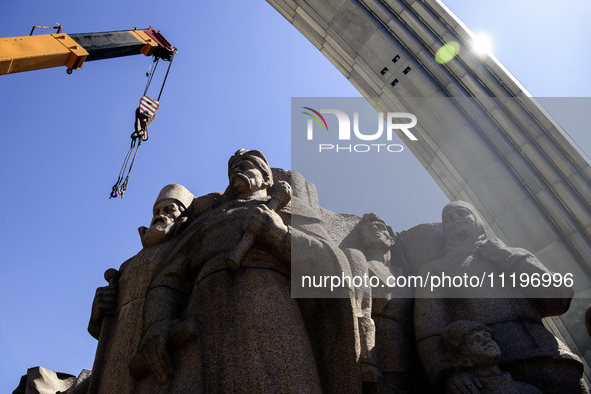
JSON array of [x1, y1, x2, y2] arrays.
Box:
[[267, 0, 591, 375]]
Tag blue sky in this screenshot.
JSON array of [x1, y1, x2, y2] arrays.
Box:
[[1, 0, 590, 391]]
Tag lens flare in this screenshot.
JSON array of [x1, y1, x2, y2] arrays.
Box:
[[435, 41, 460, 64]]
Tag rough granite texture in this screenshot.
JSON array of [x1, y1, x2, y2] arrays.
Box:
[[14, 159, 588, 394]]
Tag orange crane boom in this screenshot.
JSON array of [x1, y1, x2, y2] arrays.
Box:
[[0, 26, 176, 75]]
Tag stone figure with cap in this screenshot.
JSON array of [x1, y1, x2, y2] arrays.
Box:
[[441, 320, 541, 394], [137, 183, 195, 248], [130, 148, 362, 393], [414, 201, 586, 394], [87, 183, 195, 394]]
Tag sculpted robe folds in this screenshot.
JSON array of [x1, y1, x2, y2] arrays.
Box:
[[93, 242, 174, 394], [345, 247, 422, 393], [143, 194, 361, 393], [414, 248, 584, 393]]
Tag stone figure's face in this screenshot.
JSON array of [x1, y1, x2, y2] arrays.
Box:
[[229, 158, 268, 195], [360, 218, 393, 251], [151, 200, 183, 227], [461, 329, 501, 367], [142, 199, 184, 247], [443, 206, 479, 241]]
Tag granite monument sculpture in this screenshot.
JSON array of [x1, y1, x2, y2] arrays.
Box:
[[414, 201, 586, 393], [344, 213, 423, 393], [88, 184, 195, 394], [13, 153, 587, 394], [128, 149, 361, 393], [441, 320, 542, 393]]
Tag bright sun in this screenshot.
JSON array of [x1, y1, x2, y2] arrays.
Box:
[[472, 34, 493, 55]]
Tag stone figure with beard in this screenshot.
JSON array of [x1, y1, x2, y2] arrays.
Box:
[[130, 149, 362, 393], [88, 184, 195, 394], [414, 201, 586, 394]]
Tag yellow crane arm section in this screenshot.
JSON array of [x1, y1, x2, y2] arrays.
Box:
[[0, 28, 173, 75], [0, 33, 89, 74]]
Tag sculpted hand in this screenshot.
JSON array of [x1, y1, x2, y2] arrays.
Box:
[[446, 372, 482, 394], [129, 320, 174, 384], [169, 318, 199, 347], [361, 362, 381, 383], [92, 284, 117, 317], [476, 238, 514, 263], [243, 205, 288, 246], [88, 284, 117, 338], [477, 239, 531, 271]]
